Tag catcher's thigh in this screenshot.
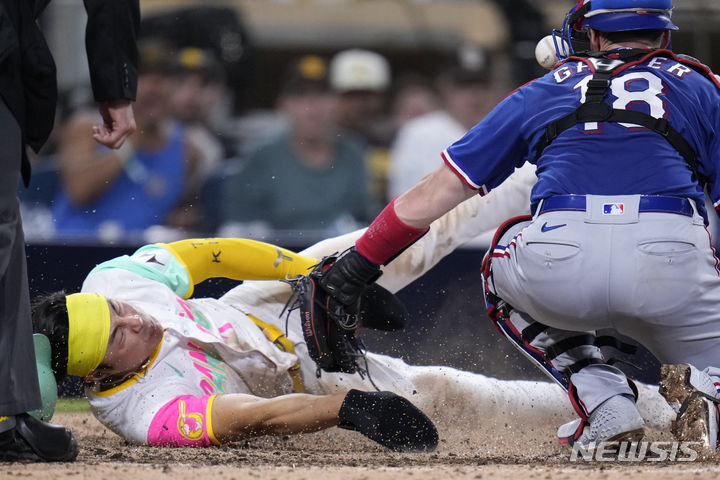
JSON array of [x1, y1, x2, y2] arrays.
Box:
[[483, 215, 616, 390]]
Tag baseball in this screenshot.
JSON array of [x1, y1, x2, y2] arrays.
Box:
[[535, 35, 568, 70]]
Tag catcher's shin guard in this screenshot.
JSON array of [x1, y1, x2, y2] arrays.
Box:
[[485, 298, 605, 389], [558, 375, 643, 447]]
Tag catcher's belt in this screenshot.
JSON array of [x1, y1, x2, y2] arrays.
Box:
[[247, 313, 305, 393]]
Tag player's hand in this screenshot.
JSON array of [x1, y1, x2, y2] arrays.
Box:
[[92, 100, 137, 149]]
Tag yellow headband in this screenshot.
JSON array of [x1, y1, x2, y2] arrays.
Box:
[[66, 293, 111, 377]]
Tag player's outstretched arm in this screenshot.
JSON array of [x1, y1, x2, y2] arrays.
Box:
[[212, 392, 344, 440], [211, 390, 438, 452], [297, 164, 536, 294], [378, 164, 535, 293]]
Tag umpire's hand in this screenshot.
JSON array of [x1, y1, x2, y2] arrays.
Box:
[[92, 99, 137, 149]]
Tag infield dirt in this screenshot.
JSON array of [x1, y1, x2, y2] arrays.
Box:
[[4, 410, 720, 479]]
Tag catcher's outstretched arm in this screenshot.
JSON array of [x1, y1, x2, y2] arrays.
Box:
[[159, 238, 318, 287], [296, 164, 536, 295], [379, 164, 535, 293]]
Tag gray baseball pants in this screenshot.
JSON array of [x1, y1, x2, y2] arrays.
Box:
[[487, 195, 720, 412]]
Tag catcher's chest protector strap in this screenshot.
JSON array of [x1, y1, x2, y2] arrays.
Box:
[[535, 49, 709, 187], [247, 313, 306, 393]]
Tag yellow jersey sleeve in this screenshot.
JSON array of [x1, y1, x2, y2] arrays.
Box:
[[159, 238, 318, 298]]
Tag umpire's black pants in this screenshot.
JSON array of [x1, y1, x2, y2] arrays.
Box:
[[0, 98, 41, 415]]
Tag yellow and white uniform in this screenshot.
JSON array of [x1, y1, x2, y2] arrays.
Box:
[[82, 238, 319, 445]]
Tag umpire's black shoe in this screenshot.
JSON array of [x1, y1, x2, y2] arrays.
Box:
[[0, 414, 78, 462]]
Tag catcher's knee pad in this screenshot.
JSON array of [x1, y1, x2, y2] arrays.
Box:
[[485, 297, 638, 391]]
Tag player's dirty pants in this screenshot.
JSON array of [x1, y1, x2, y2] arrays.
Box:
[[485, 195, 720, 415]]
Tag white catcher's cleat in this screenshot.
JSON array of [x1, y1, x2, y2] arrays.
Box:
[[659, 363, 720, 452], [558, 394, 645, 449]]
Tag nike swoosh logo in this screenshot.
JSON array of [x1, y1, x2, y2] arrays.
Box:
[[541, 222, 567, 232]]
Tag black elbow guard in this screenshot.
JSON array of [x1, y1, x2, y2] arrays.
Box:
[[338, 389, 438, 452]]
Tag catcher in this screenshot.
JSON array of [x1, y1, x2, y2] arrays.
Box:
[[31, 168, 673, 449]]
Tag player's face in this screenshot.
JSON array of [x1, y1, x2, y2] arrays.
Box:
[[90, 299, 164, 381]]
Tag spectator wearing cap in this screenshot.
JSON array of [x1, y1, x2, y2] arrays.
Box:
[[387, 48, 498, 199], [50, 40, 203, 240], [169, 46, 235, 231], [330, 49, 392, 146], [217, 55, 372, 236], [170, 46, 235, 161], [330, 48, 395, 213]]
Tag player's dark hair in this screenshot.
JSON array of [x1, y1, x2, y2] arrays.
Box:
[[31, 291, 70, 382], [599, 29, 665, 48]]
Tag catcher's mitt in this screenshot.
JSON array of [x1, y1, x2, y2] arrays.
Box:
[[286, 248, 408, 375], [296, 254, 364, 374], [290, 247, 408, 374]]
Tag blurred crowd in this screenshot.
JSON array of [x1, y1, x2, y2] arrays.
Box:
[[19, 12, 502, 245]]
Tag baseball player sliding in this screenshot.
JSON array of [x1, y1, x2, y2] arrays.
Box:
[[307, 0, 720, 453], [30, 169, 674, 449]]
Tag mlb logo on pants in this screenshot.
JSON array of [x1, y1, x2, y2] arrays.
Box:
[[603, 203, 624, 215]]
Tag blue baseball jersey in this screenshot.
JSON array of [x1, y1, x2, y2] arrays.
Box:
[[443, 51, 720, 222]]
